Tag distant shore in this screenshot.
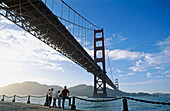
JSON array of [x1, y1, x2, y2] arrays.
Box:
[[0, 101, 81, 111], [1, 81, 168, 97]]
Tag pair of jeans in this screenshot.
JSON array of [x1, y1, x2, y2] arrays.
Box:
[[44, 95, 48, 106], [58, 97, 62, 108], [62, 96, 71, 109], [48, 96, 52, 107], [52, 98, 56, 107]]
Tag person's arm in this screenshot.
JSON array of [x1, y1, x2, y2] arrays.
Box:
[[61, 90, 63, 96], [68, 90, 70, 97]]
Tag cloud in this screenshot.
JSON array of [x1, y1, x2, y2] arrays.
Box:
[[156, 36, 170, 47], [165, 75, 170, 77], [154, 76, 161, 78], [128, 36, 170, 72], [119, 75, 124, 77], [118, 72, 136, 77], [84, 47, 94, 57], [0, 16, 71, 72], [116, 69, 123, 73], [127, 73, 135, 76], [0, 16, 13, 25], [129, 60, 146, 72], [100, 36, 170, 74], [146, 72, 152, 78], [154, 67, 164, 70], [108, 49, 143, 60], [120, 79, 170, 85], [164, 70, 170, 74], [105, 36, 170, 73], [105, 32, 127, 46], [112, 33, 127, 41]]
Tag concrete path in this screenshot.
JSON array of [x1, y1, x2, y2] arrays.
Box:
[[0, 101, 82, 111]]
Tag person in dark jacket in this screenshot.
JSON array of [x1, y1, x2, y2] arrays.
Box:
[[44, 89, 50, 106], [61, 86, 71, 109]]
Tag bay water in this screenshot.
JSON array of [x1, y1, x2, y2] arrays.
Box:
[[1, 95, 170, 111]]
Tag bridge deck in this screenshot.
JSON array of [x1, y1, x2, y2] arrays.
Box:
[[0, 0, 117, 90]]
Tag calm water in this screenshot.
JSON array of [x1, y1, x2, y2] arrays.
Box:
[[1, 95, 170, 111]]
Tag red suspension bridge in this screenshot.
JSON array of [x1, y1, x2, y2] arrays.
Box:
[[0, 0, 117, 97]]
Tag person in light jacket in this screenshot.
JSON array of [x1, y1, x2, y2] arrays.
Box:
[[48, 88, 54, 108], [52, 90, 58, 107]]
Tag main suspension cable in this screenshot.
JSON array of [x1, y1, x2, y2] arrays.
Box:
[[60, 0, 100, 29]]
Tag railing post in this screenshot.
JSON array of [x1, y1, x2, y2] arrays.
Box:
[[69, 97, 71, 106], [12, 95, 16, 102], [122, 97, 128, 111], [1, 95, 5, 101], [27, 95, 30, 104], [71, 96, 76, 110]]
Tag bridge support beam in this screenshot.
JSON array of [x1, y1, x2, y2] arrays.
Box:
[[93, 29, 107, 98]]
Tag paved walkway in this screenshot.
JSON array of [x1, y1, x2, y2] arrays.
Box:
[[0, 101, 81, 111]]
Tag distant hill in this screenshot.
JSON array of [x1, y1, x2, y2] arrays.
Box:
[[152, 93, 170, 97], [69, 84, 93, 97], [0, 81, 162, 97], [0, 81, 62, 95]]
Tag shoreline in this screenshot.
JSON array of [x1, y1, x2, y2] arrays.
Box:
[[0, 101, 81, 111]]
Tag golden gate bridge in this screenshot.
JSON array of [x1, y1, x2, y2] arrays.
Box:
[[0, 0, 118, 97]]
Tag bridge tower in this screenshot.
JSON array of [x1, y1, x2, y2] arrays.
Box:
[[93, 29, 107, 98]]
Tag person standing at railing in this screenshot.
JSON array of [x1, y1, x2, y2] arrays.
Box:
[[44, 89, 50, 106], [52, 89, 58, 108], [48, 88, 54, 108], [57, 90, 62, 108], [61, 86, 71, 109]]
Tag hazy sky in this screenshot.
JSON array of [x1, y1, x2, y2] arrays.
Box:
[[0, 0, 169, 93]]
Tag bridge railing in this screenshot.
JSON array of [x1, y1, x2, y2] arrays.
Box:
[[1, 95, 170, 111]]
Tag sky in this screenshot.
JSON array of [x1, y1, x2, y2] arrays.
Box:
[[0, 0, 169, 93]]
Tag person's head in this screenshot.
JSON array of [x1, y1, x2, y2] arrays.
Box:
[[51, 88, 54, 91], [64, 86, 67, 89], [58, 90, 60, 93], [48, 89, 50, 91]]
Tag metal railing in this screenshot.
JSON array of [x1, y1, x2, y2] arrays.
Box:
[[71, 96, 170, 111], [0, 95, 45, 104]]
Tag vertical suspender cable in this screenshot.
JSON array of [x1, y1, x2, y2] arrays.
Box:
[[19, 0, 22, 16], [85, 21, 87, 48], [106, 46, 114, 82], [60, 0, 100, 29], [88, 25, 90, 49], [52, 0, 54, 11], [68, 7, 70, 31], [60, 2, 63, 22], [89, 25, 91, 49], [78, 17, 80, 39], [73, 12, 75, 36], [91, 29, 92, 49], [81, 19, 83, 45]]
